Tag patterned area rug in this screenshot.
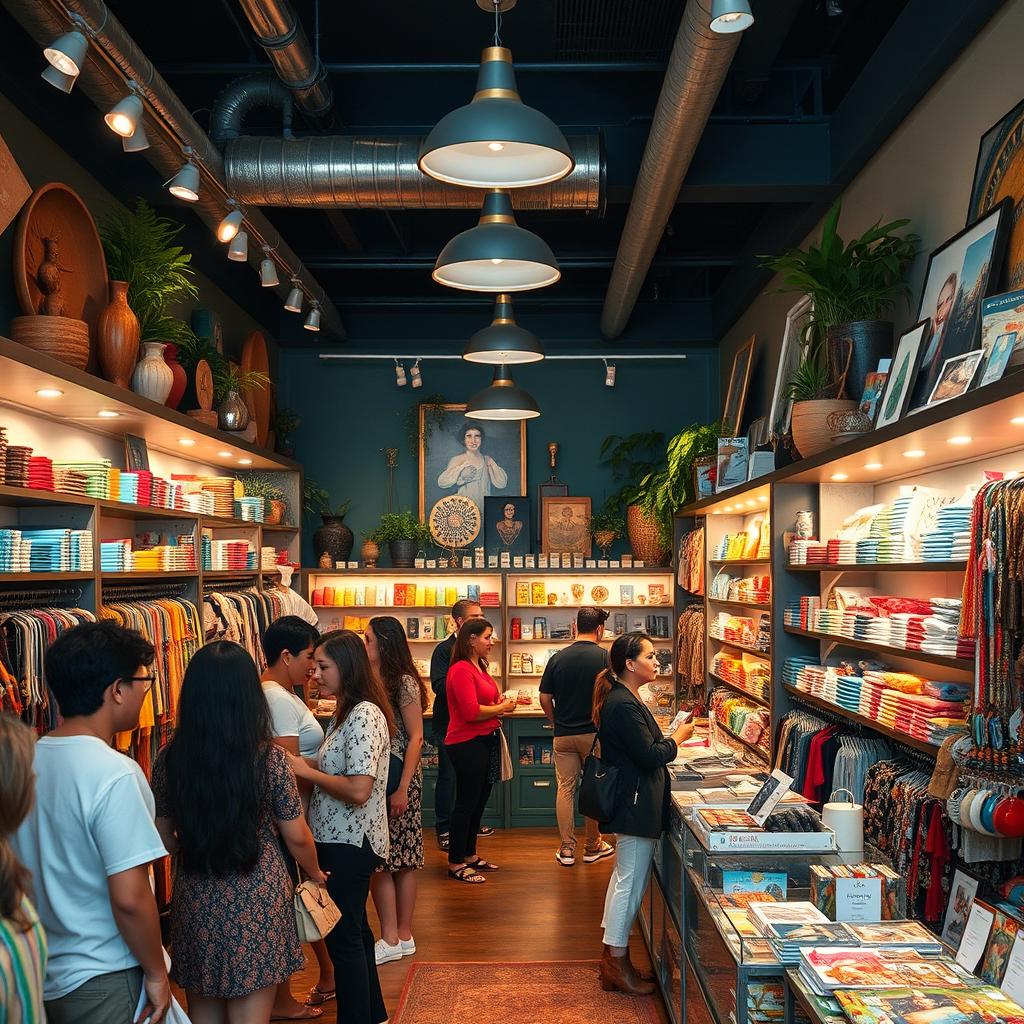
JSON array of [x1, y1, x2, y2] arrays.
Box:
[[393, 960, 662, 1024]]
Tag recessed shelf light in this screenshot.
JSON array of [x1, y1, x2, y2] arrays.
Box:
[[903, 449, 926, 458], [1012, 416, 1024, 426], [218, 451, 232, 457], [97, 409, 120, 418], [745, 500, 756, 507], [864, 462, 883, 471], [947, 435, 972, 446], [238, 458, 253, 465], [178, 438, 196, 446], [831, 472, 849, 481], [711, 510, 721, 515], [723, 505, 733, 512], [35, 388, 63, 398], [758, 496, 768, 503]]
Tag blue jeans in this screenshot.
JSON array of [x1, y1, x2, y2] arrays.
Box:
[[434, 735, 456, 836]]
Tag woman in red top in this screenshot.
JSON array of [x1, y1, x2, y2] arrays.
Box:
[[445, 618, 516, 883]]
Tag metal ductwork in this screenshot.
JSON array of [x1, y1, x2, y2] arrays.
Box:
[[223, 134, 603, 210], [1, 0, 344, 337], [235, 0, 333, 122], [600, 0, 741, 339], [210, 74, 294, 147]]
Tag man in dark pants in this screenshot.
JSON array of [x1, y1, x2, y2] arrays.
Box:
[[430, 597, 485, 850]]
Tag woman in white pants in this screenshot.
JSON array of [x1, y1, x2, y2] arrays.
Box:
[[593, 633, 694, 995]]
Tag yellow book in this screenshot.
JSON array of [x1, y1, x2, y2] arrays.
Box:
[[424, 585, 437, 606], [516, 581, 531, 605], [531, 581, 546, 605], [343, 615, 363, 631], [445, 586, 457, 606], [342, 587, 354, 606], [414, 584, 423, 607]]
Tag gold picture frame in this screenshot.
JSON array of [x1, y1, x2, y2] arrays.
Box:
[[722, 334, 755, 437], [540, 495, 592, 557]]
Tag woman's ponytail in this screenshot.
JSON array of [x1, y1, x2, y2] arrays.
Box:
[[592, 668, 614, 727], [591, 632, 653, 728], [0, 716, 35, 929]]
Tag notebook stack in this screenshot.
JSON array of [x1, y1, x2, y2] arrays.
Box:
[[206, 539, 253, 571], [798, 947, 963, 996], [54, 459, 111, 499], [0, 530, 31, 572], [201, 478, 235, 518], [6, 446, 31, 487], [767, 922, 855, 965], [118, 472, 140, 505], [842, 922, 942, 954], [101, 539, 132, 573], [185, 491, 216, 516], [27, 456, 54, 491], [235, 496, 265, 522]]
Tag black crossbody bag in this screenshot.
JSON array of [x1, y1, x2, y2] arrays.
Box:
[[578, 733, 618, 821]]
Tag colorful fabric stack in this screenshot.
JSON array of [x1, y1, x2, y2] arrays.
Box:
[[234, 496, 265, 522], [130, 539, 196, 573], [710, 651, 770, 702], [920, 502, 972, 562], [100, 539, 132, 572], [709, 686, 771, 756], [6, 446, 31, 487], [709, 611, 770, 651], [54, 459, 111, 499], [52, 468, 89, 497], [0, 529, 31, 572], [200, 478, 235, 518], [205, 539, 254, 571], [184, 490, 216, 515], [710, 571, 771, 604], [118, 472, 140, 505], [26, 456, 54, 491]]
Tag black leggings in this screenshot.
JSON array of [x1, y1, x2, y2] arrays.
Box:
[[446, 734, 494, 863]]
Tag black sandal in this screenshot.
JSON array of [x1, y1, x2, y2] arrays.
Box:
[[466, 858, 499, 872], [448, 864, 486, 883]]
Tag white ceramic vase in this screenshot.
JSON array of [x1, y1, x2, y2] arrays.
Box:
[[131, 342, 173, 404]]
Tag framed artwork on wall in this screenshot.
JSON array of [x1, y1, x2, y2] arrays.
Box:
[[124, 433, 150, 472], [722, 335, 755, 437], [418, 404, 526, 526], [981, 289, 1024, 374], [540, 496, 591, 556], [875, 320, 929, 429], [484, 496, 531, 556], [769, 297, 813, 443], [969, 96, 1024, 290], [927, 350, 984, 407], [907, 200, 1011, 413]]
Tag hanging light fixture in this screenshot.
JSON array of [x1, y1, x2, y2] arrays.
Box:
[[166, 148, 200, 202], [217, 202, 244, 243], [464, 293, 544, 364], [466, 364, 540, 420], [419, 0, 573, 191], [284, 279, 304, 313], [104, 86, 143, 138], [304, 300, 322, 331], [41, 63, 77, 94], [259, 246, 279, 288], [227, 230, 248, 262], [434, 189, 560, 292], [122, 121, 150, 153], [394, 360, 408, 387], [710, 0, 755, 33], [43, 28, 88, 78], [410, 359, 423, 389]]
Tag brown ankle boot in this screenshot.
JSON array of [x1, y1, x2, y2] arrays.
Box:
[[600, 946, 656, 995], [626, 949, 655, 984]]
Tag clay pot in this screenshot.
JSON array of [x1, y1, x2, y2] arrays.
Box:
[[97, 281, 140, 388], [626, 504, 670, 566], [218, 390, 250, 431], [164, 343, 188, 409], [389, 539, 417, 568], [265, 499, 286, 526], [314, 515, 354, 566], [791, 399, 858, 459], [131, 342, 173, 404], [361, 539, 380, 568], [10, 315, 89, 370]]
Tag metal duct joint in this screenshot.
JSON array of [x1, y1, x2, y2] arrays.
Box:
[[235, 0, 333, 121], [210, 74, 294, 147], [600, 0, 741, 339], [224, 134, 603, 210]]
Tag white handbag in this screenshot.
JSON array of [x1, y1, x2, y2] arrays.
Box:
[[499, 728, 514, 783], [294, 879, 342, 943]]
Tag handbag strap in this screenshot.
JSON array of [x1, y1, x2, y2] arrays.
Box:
[[588, 732, 600, 757]]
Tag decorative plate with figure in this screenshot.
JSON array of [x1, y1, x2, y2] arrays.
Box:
[[429, 494, 481, 549]]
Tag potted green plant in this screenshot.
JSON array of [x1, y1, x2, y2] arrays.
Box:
[[598, 431, 668, 564], [213, 363, 271, 432], [370, 511, 431, 569], [762, 199, 918, 400], [237, 473, 288, 526], [305, 481, 354, 567], [589, 506, 624, 559], [785, 340, 859, 459], [99, 198, 199, 392]]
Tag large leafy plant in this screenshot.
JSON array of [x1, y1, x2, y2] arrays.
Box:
[[213, 362, 271, 404], [598, 431, 666, 520], [370, 511, 430, 546], [99, 198, 198, 347]]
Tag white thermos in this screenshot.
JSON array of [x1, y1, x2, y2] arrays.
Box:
[[822, 788, 864, 851]]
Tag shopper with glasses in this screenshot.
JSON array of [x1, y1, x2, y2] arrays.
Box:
[[11, 621, 171, 1024]]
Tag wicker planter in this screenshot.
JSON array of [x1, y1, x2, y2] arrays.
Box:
[[265, 499, 286, 526], [11, 314, 90, 370], [626, 504, 670, 566], [791, 400, 858, 459]]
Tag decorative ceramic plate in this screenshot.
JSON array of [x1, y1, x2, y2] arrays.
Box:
[[590, 585, 609, 602], [241, 330, 272, 448], [429, 495, 481, 548]]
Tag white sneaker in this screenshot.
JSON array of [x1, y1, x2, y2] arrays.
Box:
[[583, 840, 615, 863], [375, 938, 404, 965], [400, 936, 416, 956]]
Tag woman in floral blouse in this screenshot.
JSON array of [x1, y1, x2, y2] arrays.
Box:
[[289, 630, 396, 1024]]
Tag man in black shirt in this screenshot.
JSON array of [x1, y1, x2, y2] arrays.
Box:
[[539, 606, 615, 866], [429, 598, 485, 850]]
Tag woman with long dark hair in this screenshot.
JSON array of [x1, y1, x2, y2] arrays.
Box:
[[444, 618, 516, 884], [364, 616, 427, 964], [593, 632, 693, 996], [153, 641, 326, 1024], [288, 630, 395, 1024]]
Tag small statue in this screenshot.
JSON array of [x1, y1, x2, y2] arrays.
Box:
[[37, 236, 70, 317]]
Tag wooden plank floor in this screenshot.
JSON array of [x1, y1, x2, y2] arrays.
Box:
[[284, 828, 668, 1023]]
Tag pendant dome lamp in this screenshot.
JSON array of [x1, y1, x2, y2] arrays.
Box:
[[464, 293, 544, 364], [433, 189, 560, 292], [466, 364, 540, 421]]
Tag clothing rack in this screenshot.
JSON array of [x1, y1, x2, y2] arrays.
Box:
[[202, 576, 259, 593], [103, 581, 193, 601], [0, 584, 85, 609]]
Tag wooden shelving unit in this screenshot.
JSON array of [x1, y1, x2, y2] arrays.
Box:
[[782, 626, 973, 671]]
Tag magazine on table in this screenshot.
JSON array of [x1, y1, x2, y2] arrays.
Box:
[[834, 986, 1024, 1024], [800, 948, 964, 993], [750, 901, 829, 936]]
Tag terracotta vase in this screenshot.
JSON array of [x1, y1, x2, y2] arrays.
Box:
[[361, 539, 380, 568], [626, 504, 670, 566], [131, 342, 173, 404], [97, 280, 140, 388], [265, 499, 286, 526], [164, 343, 188, 409]]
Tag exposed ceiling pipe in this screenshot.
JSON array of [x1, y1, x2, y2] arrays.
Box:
[[600, 0, 741, 339], [234, 0, 333, 122], [223, 134, 603, 210], [209, 74, 294, 147], [1, 0, 344, 337]]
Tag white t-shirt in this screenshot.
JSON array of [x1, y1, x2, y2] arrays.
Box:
[[263, 680, 324, 759], [12, 735, 167, 1000]]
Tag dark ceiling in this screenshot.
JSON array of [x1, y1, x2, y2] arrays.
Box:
[[0, 0, 1008, 347]]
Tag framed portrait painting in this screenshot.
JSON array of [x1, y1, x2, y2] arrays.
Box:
[[418, 404, 526, 525], [876, 320, 929, 429], [484, 496, 531, 557], [769, 297, 813, 443], [541, 496, 591, 557], [722, 335, 755, 437], [907, 200, 1011, 413]]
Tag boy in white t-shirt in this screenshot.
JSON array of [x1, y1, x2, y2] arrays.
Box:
[[13, 621, 170, 1024]]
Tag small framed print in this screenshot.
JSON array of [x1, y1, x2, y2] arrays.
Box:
[[877, 320, 929, 428], [927, 350, 984, 407], [124, 434, 150, 472], [715, 437, 749, 492]]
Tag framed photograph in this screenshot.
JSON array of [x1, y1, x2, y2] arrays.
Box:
[[979, 330, 1018, 388], [540, 496, 591, 556], [942, 869, 979, 946], [858, 359, 891, 422], [418, 404, 526, 525], [694, 460, 716, 499], [769, 297, 813, 442], [907, 200, 1011, 412], [876, 320, 929, 429], [484, 496, 531, 557], [722, 335, 755, 437], [124, 433, 150, 472], [969, 96, 1024, 290], [715, 437, 749, 492], [981, 288, 1024, 373], [927, 350, 984, 407]]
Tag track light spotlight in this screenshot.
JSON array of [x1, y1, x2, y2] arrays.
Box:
[[43, 28, 88, 77], [227, 231, 248, 262], [303, 300, 322, 332], [217, 203, 244, 243], [395, 360, 408, 387], [411, 359, 423, 389], [121, 121, 149, 152], [604, 360, 616, 387], [259, 247, 279, 288], [104, 90, 143, 138], [41, 63, 77, 94], [284, 279, 303, 313], [165, 149, 200, 201], [710, 0, 755, 33]]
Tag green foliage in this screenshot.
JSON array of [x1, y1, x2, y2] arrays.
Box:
[[589, 507, 624, 538], [404, 395, 449, 453], [598, 430, 666, 518], [237, 473, 287, 517], [761, 200, 919, 329], [637, 422, 722, 548], [99, 198, 199, 346], [787, 340, 835, 402], [213, 363, 271, 404], [274, 407, 300, 442], [370, 511, 430, 545], [304, 480, 350, 518]]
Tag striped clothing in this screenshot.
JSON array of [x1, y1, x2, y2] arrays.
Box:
[[0, 896, 47, 1024]]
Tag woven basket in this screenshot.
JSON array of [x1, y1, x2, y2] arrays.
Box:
[[11, 314, 90, 370], [626, 504, 670, 566], [791, 400, 857, 458]]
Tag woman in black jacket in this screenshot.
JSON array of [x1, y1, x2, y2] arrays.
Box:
[[594, 632, 694, 995]]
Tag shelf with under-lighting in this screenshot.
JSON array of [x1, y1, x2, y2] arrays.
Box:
[[707, 635, 770, 657], [708, 672, 770, 708], [786, 561, 966, 573], [783, 626, 973, 671], [706, 597, 771, 611]]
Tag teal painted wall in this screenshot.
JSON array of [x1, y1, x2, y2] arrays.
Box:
[[281, 347, 720, 564]]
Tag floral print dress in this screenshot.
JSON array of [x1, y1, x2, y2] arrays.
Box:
[[377, 675, 424, 872]]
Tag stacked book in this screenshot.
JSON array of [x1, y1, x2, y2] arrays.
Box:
[[799, 946, 963, 997], [184, 491, 216, 516], [205, 539, 255, 571], [54, 459, 111, 499], [234, 496, 265, 522], [101, 539, 132, 573]]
